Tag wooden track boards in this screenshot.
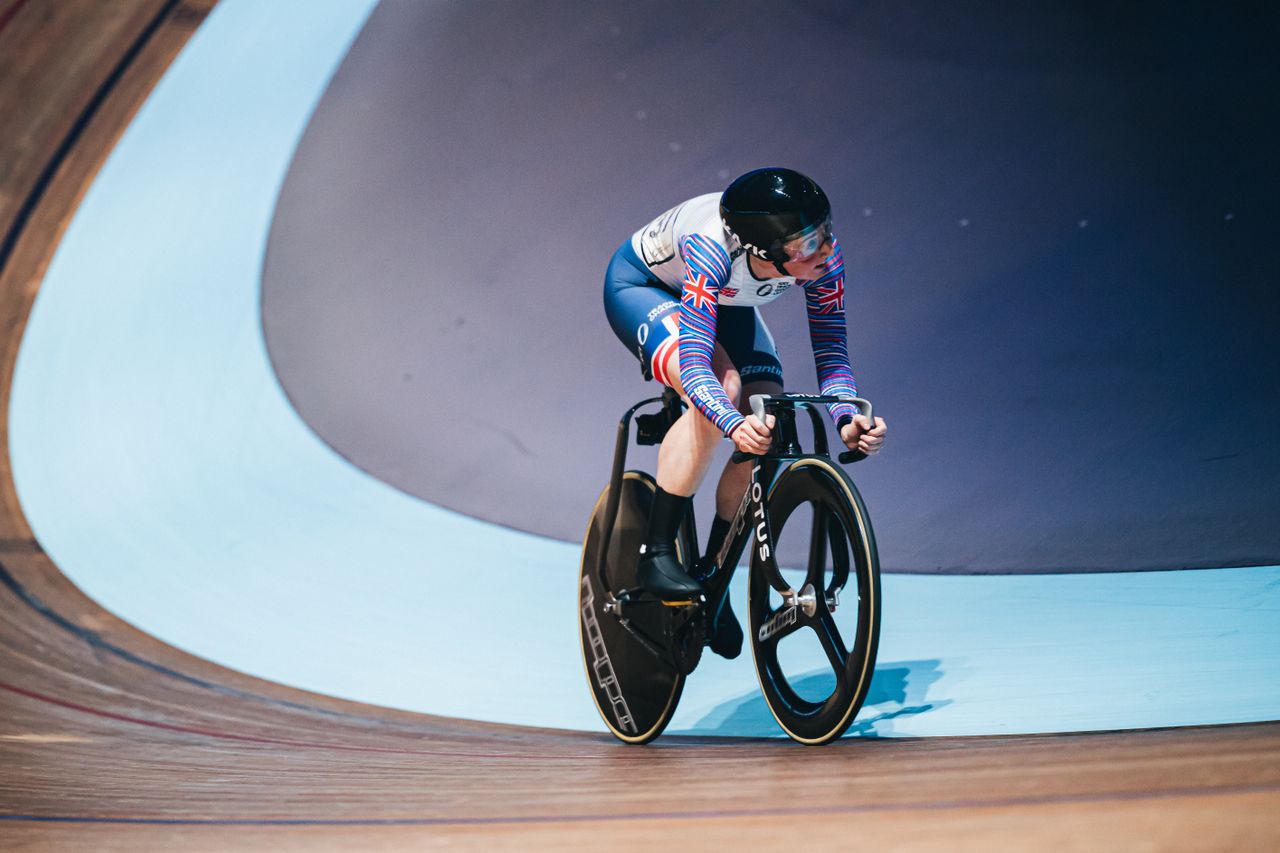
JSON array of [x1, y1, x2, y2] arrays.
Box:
[[0, 1, 1277, 848]]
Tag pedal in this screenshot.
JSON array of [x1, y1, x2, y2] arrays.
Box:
[[616, 589, 701, 608]]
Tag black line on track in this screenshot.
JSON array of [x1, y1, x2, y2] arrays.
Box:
[[0, 0, 181, 277], [0, 557, 390, 724], [0, 679, 617, 761], [0, 0, 403, 732], [0, 538, 41, 554]]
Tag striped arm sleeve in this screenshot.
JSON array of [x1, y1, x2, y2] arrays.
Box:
[[676, 234, 745, 437], [801, 239, 859, 426]]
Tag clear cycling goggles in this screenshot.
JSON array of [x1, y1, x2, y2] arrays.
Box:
[[778, 218, 833, 262]]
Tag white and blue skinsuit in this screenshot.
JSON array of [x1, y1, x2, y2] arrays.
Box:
[[603, 192, 859, 433]]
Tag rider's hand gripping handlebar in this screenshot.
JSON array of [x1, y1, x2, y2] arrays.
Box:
[[730, 394, 875, 465]]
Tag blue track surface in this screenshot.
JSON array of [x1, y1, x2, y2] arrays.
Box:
[[9, 0, 1279, 738]]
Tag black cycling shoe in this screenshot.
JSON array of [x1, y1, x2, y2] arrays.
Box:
[[637, 547, 704, 601], [707, 592, 743, 659]]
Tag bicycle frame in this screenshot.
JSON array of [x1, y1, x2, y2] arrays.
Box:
[[703, 399, 833, 608], [596, 391, 871, 606], [595, 388, 685, 597]]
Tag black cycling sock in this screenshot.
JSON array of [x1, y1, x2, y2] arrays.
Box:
[[644, 485, 691, 555], [702, 514, 733, 563]]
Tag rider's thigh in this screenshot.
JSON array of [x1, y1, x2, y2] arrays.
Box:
[[737, 378, 783, 414]]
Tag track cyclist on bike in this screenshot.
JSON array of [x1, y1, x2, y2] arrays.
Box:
[[603, 167, 888, 660]]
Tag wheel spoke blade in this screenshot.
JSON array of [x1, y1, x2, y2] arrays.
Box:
[[758, 605, 806, 644], [827, 520, 849, 595], [806, 505, 829, 587], [814, 611, 848, 674], [775, 612, 806, 642]]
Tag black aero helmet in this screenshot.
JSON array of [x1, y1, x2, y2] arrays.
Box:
[[720, 168, 831, 268]]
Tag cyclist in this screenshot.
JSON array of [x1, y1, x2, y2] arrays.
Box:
[[603, 167, 886, 659]]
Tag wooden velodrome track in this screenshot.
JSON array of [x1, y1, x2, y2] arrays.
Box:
[[0, 2, 1277, 849]]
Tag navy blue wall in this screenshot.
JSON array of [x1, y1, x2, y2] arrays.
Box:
[[262, 1, 1279, 572]]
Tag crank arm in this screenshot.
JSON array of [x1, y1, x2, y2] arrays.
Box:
[[615, 616, 670, 662]]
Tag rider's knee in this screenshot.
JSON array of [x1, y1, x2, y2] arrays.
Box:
[[662, 352, 738, 401], [719, 368, 742, 408], [658, 349, 683, 396]]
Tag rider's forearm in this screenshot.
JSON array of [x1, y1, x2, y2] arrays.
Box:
[[805, 303, 858, 425], [801, 242, 858, 425], [676, 237, 745, 437], [678, 306, 745, 436]]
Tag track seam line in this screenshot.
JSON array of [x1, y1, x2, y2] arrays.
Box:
[[1, 783, 1278, 827], [0, 679, 613, 760]]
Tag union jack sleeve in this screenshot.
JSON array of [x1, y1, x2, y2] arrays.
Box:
[[801, 240, 859, 426], [676, 234, 746, 437]]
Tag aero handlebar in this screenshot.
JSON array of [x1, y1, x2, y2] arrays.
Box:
[[731, 394, 875, 465]]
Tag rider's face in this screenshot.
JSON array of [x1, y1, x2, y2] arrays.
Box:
[[779, 235, 835, 279]]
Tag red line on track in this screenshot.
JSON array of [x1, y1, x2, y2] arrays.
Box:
[[0, 0, 30, 37]]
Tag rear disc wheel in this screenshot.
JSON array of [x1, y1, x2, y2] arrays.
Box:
[[578, 471, 697, 743]]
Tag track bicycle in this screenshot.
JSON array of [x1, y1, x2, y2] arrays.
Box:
[[578, 390, 881, 745]]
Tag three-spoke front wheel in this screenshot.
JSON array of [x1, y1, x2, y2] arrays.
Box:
[[748, 458, 881, 744]]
